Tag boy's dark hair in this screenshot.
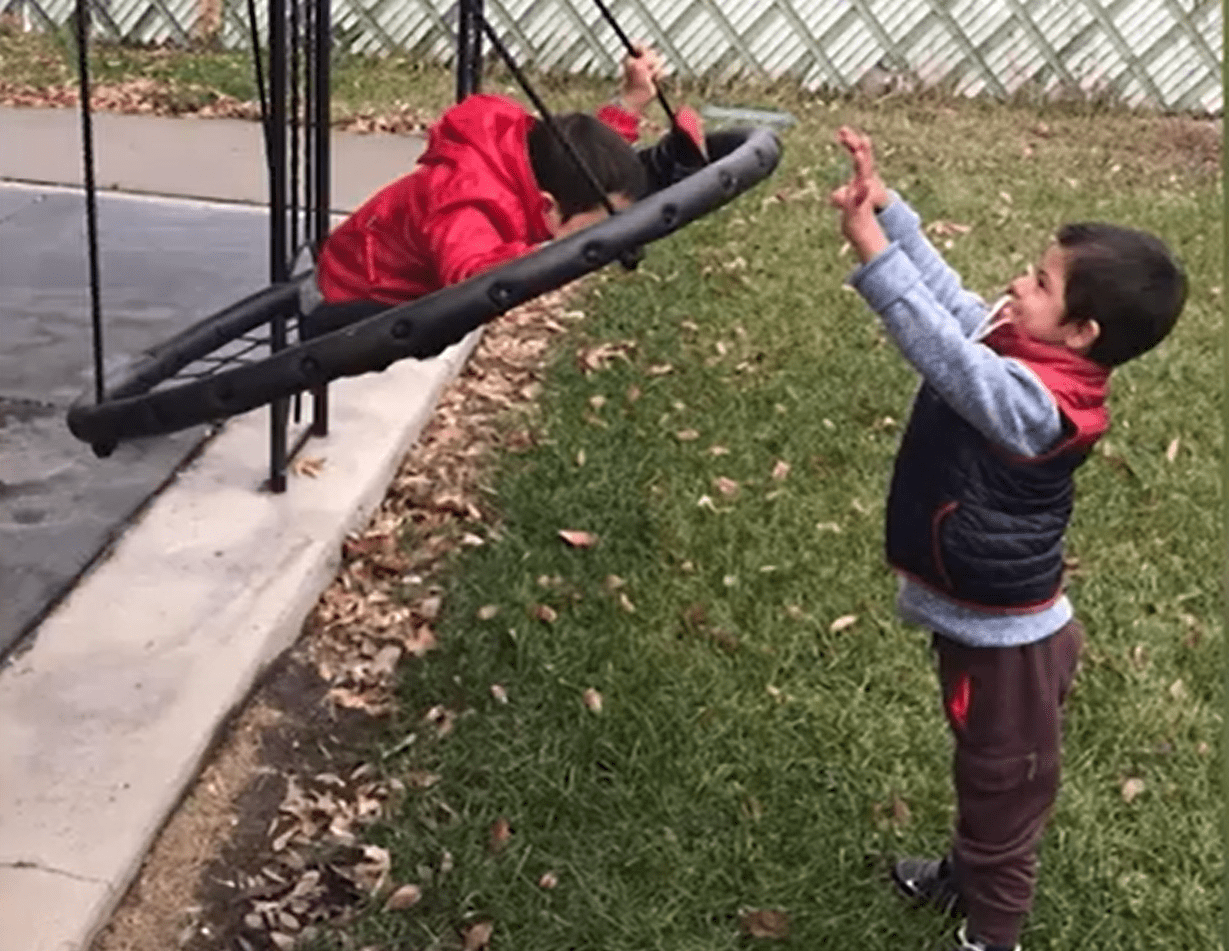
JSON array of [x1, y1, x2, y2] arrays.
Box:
[[527, 112, 647, 220], [1057, 222, 1186, 367]]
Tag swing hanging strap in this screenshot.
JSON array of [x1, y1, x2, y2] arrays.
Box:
[[475, 17, 616, 218], [75, 0, 106, 404], [589, 0, 707, 166], [476, 15, 642, 270]]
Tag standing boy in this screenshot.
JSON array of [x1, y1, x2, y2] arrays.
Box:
[[827, 126, 1185, 951]]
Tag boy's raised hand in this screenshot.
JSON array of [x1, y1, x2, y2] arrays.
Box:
[[835, 126, 890, 211], [829, 126, 889, 262], [619, 45, 665, 114]]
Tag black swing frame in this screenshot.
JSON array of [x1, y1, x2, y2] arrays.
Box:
[[66, 0, 782, 473]]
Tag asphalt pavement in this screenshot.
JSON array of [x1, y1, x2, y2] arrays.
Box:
[[0, 105, 469, 951]]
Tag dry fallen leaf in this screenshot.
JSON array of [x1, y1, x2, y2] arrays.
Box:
[[382, 883, 423, 912], [291, 455, 326, 478], [353, 844, 392, 894], [532, 603, 558, 624], [1121, 777, 1145, 803], [577, 340, 635, 374], [462, 920, 495, 951], [829, 614, 858, 633], [926, 220, 972, 238], [402, 625, 438, 657], [715, 476, 740, 498], [424, 705, 456, 737], [489, 817, 512, 853], [416, 594, 443, 621], [738, 907, 791, 940], [559, 529, 598, 548], [406, 770, 441, 789], [582, 688, 603, 713]]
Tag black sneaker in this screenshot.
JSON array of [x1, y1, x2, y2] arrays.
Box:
[[891, 855, 965, 917], [938, 923, 1019, 951]]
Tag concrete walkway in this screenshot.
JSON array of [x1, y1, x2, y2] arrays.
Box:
[[0, 107, 474, 951]]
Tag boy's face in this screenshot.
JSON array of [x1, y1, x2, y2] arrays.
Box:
[[1004, 242, 1098, 353], [543, 192, 633, 239]]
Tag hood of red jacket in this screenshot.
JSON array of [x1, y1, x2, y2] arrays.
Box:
[[984, 321, 1111, 450], [419, 94, 552, 245]]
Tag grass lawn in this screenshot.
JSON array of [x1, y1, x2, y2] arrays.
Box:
[[1, 24, 1219, 950], [332, 98, 1220, 949]]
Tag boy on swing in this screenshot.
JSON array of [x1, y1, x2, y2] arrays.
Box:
[[828, 126, 1185, 951], [301, 47, 706, 338]]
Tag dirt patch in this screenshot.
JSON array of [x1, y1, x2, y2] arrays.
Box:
[[1146, 116, 1221, 176], [91, 699, 282, 951], [89, 286, 585, 951], [90, 650, 384, 951]]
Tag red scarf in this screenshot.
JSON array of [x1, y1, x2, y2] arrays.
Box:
[[983, 322, 1111, 451]]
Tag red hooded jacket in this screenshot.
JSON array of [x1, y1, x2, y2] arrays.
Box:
[[316, 95, 640, 305]]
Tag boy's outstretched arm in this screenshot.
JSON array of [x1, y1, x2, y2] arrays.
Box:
[[830, 130, 1064, 457], [835, 127, 988, 336]]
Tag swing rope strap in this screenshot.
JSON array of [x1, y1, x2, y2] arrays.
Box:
[[475, 16, 618, 219], [75, 0, 106, 404]]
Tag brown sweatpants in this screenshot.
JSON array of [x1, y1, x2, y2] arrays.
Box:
[[932, 619, 1084, 949]]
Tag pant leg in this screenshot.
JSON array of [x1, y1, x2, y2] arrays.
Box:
[[933, 620, 1083, 948]]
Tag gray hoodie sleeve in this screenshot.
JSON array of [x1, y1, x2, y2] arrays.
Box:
[[849, 243, 1064, 457], [876, 193, 988, 338]]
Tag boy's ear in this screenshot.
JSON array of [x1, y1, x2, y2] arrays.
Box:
[[539, 190, 563, 235], [1067, 318, 1100, 352]]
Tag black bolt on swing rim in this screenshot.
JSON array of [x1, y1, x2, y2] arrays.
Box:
[[66, 126, 782, 454]]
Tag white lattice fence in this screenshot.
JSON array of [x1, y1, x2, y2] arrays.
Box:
[[3, 0, 1222, 113]]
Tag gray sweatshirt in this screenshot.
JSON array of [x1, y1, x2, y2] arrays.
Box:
[[847, 194, 1074, 647]]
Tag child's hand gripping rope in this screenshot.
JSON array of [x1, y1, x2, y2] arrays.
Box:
[[618, 46, 665, 115]]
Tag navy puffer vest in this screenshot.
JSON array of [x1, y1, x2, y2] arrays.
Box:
[[886, 382, 1090, 609]]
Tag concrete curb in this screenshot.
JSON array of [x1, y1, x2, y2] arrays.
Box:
[[0, 331, 480, 951]]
